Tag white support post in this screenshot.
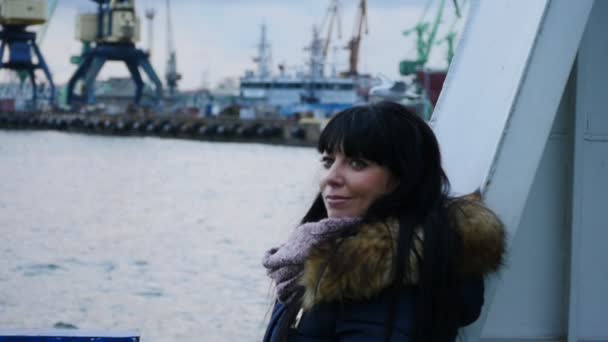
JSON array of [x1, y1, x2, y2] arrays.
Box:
[[569, 1, 608, 340], [430, 0, 594, 340]]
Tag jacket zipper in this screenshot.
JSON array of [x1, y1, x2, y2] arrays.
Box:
[[291, 307, 304, 329]]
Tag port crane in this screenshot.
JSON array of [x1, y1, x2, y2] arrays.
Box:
[[390, 0, 466, 120], [399, 0, 446, 76], [0, 0, 56, 106], [342, 0, 367, 77], [319, 0, 341, 73], [435, 0, 467, 65], [66, 0, 163, 109], [164, 0, 181, 97]]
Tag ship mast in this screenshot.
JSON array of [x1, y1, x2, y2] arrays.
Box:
[[165, 0, 182, 96], [305, 26, 325, 80], [253, 23, 272, 79], [145, 8, 155, 56]]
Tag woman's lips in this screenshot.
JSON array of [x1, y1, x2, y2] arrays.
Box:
[[325, 195, 351, 207]]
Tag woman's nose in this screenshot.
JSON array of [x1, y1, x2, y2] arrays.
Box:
[[322, 163, 344, 188]]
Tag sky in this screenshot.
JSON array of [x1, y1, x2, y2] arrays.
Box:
[[33, 0, 468, 90]]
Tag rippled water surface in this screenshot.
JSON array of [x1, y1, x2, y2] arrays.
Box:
[[0, 130, 319, 341]]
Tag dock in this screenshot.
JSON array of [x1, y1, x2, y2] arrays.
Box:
[[0, 112, 322, 147]]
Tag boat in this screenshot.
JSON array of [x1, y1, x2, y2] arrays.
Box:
[[239, 23, 370, 119]]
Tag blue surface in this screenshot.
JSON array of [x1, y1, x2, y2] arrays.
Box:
[[0, 330, 139, 342]]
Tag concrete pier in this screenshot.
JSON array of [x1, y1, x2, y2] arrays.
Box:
[[0, 112, 321, 147]]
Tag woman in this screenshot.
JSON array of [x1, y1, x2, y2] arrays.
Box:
[[262, 101, 505, 341]]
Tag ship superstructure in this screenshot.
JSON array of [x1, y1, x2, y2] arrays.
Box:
[[239, 22, 360, 118]]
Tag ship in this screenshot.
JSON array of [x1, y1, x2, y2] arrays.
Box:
[[238, 23, 371, 120]]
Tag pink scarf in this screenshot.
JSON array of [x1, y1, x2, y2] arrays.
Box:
[[262, 217, 361, 303]]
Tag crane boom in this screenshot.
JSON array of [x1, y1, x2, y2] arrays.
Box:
[[400, 0, 447, 75], [342, 0, 367, 77], [36, 0, 58, 45], [424, 0, 446, 63], [320, 0, 341, 63]]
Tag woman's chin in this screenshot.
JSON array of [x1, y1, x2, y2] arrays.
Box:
[[327, 209, 358, 219]]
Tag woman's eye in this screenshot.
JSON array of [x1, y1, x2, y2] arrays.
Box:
[[350, 159, 368, 170], [321, 156, 334, 169]]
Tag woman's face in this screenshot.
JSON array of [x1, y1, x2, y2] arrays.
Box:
[[319, 151, 397, 218]]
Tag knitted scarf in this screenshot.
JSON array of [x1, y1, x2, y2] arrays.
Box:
[[262, 217, 361, 304]]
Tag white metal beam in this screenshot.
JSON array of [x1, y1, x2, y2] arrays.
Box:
[[430, 0, 594, 340], [570, 1, 608, 340]]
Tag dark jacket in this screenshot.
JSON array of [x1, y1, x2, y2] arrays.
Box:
[[263, 195, 505, 342]]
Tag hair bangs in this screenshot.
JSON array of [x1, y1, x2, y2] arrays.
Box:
[[318, 106, 393, 166]]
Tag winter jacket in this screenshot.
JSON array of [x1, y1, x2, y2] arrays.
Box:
[[263, 195, 506, 341]]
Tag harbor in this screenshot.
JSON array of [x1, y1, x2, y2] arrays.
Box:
[[0, 0, 459, 145]]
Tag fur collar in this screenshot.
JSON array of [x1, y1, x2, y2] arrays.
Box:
[[299, 193, 506, 310]]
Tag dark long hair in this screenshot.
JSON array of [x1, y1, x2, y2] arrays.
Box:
[[279, 101, 464, 341]]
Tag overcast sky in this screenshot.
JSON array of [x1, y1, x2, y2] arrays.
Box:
[[35, 0, 468, 90]]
